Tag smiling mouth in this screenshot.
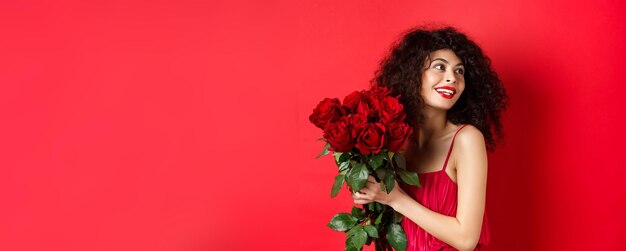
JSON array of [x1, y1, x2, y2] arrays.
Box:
[[435, 86, 456, 99]]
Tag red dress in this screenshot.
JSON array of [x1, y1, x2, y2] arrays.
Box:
[[400, 124, 491, 250]]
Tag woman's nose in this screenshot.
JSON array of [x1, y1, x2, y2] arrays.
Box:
[[445, 68, 459, 83], [445, 74, 456, 83]]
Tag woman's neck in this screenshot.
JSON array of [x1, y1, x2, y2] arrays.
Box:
[[416, 106, 451, 147]]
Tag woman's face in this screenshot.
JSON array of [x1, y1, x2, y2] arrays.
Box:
[[419, 49, 466, 112]]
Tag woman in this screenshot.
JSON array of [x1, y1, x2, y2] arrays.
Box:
[[351, 26, 508, 250]]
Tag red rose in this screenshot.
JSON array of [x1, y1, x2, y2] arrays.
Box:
[[363, 92, 382, 118], [343, 91, 367, 114], [386, 122, 412, 152], [369, 85, 391, 99], [323, 117, 354, 152], [380, 96, 406, 125], [309, 98, 346, 129], [355, 122, 386, 155], [343, 91, 380, 118], [349, 113, 368, 140]]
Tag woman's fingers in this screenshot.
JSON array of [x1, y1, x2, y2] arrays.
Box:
[[362, 181, 380, 194], [351, 176, 402, 206], [352, 191, 365, 199], [352, 181, 378, 204], [353, 199, 373, 205], [358, 187, 372, 195], [352, 192, 373, 204]]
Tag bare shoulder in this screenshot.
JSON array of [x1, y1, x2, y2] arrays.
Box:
[[452, 124, 488, 183], [455, 124, 486, 151]]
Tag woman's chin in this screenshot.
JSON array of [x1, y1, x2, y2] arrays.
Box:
[[424, 103, 456, 112]]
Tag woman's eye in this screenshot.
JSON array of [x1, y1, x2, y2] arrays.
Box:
[[455, 68, 465, 75], [434, 64, 445, 71]]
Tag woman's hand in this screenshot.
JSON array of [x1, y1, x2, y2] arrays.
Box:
[[351, 175, 408, 206]]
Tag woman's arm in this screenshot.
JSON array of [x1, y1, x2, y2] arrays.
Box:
[[353, 125, 488, 251]]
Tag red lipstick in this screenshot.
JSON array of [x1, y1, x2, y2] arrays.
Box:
[[435, 86, 457, 99]]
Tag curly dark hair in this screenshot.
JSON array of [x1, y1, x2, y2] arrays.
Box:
[[371, 26, 509, 151]]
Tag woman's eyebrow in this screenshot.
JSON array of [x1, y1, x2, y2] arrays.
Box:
[[431, 58, 464, 66]]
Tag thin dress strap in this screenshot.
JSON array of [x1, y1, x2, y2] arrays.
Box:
[[442, 124, 469, 172]]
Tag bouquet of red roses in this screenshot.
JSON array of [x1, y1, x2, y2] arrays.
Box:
[[310, 86, 420, 251]]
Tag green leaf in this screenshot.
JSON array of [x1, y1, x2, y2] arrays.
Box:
[[397, 169, 420, 187], [345, 238, 358, 251], [331, 174, 345, 198], [368, 203, 376, 211], [363, 225, 378, 238], [338, 160, 350, 172], [383, 169, 395, 193], [386, 223, 408, 251], [365, 238, 372, 245], [394, 211, 404, 224], [351, 206, 366, 220], [334, 152, 343, 163], [327, 213, 358, 232], [346, 225, 363, 237], [375, 166, 386, 180], [350, 160, 357, 167], [340, 168, 349, 176], [339, 151, 351, 163], [347, 162, 369, 192], [345, 168, 353, 192], [374, 211, 384, 225], [348, 228, 367, 250], [375, 202, 383, 211], [317, 142, 331, 158], [368, 153, 384, 170], [334, 151, 351, 165], [387, 151, 395, 160], [393, 152, 407, 170], [318, 137, 326, 141], [374, 168, 386, 191]]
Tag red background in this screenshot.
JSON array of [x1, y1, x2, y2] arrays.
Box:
[[2, 1, 625, 250]]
